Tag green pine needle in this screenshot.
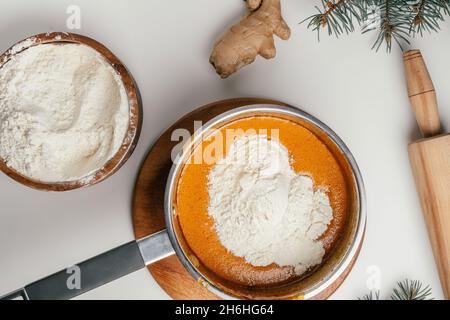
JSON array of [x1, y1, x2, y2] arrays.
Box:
[[358, 279, 433, 300], [301, 0, 450, 52], [358, 291, 380, 300], [391, 279, 433, 300]]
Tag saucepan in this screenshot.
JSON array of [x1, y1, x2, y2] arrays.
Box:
[[2, 104, 365, 300]]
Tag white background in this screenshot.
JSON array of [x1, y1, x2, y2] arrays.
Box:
[[1, 0, 449, 300]]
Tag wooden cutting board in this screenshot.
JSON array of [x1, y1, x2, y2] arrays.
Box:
[[132, 98, 360, 300]]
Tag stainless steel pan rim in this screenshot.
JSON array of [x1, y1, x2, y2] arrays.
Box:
[[164, 104, 367, 300]]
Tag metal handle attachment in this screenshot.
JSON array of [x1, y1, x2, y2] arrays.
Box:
[[137, 229, 175, 265]]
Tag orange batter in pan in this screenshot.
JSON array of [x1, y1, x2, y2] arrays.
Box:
[[175, 116, 350, 287]]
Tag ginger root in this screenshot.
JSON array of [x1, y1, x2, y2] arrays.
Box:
[[210, 0, 290, 78]]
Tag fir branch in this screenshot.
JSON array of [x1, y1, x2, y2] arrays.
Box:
[[302, 0, 450, 52], [301, 1, 365, 39], [358, 291, 380, 300], [358, 279, 433, 300], [366, 0, 412, 52], [409, 0, 450, 36], [391, 279, 433, 300]]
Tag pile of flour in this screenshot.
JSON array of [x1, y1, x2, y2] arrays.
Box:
[[207, 134, 333, 275], [0, 43, 129, 183]]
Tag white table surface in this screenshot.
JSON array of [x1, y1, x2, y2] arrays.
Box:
[[1, 0, 449, 300]]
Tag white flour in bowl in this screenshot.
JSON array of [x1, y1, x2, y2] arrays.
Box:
[[0, 43, 129, 183], [207, 134, 333, 275]]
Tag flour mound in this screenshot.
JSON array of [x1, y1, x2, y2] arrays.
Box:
[[0, 43, 129, 183], [207, 134, 333, 275]]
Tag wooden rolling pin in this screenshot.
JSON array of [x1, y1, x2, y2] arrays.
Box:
[[404, 50, 450, 299]]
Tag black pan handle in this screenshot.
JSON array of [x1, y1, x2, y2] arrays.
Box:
[[2, 241, 145, 300]]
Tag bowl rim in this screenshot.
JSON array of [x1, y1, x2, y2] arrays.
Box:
[[164, 104, 367, 299], [0, 32, 142, 191]]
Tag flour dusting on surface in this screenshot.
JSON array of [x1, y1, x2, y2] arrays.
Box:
[[207, 134, 333, 275]]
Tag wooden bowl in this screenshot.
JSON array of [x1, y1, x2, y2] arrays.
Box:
[[0, 32, 142, 191]]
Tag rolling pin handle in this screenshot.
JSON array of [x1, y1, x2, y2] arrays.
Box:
[[403, 50, 442, 138]]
